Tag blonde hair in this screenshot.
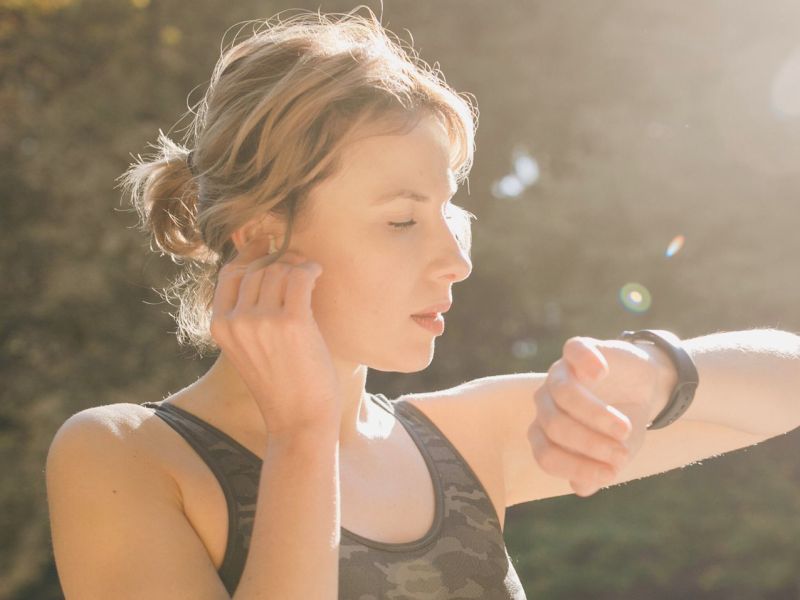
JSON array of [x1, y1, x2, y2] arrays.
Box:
[[117, 6, 479, 357]]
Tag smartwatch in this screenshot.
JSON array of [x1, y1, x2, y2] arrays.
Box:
[[618, 329, 700, 430]]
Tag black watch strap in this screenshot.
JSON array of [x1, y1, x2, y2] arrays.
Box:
[[618, 329, 700, 430]]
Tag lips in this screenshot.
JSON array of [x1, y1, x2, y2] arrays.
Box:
[[412, 302, 452, 317], [411, 313, 445, 335]]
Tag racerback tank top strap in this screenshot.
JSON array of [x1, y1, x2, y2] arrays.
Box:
[[339, 394, 526, 600], [140, 400, 260, 596]]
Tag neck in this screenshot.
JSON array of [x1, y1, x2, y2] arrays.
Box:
[[191, 351, 388, 449]]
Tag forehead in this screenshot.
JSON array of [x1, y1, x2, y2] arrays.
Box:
[[335, 114, 456, 195]]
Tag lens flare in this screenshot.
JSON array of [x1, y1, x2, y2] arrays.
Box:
[[665, 234, 685, 258], [618, 282, 652, 314]]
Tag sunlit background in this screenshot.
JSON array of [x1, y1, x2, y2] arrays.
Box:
[[3, 0, 800, 598]]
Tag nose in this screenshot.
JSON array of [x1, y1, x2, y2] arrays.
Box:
[[432, 212, 473, 283]]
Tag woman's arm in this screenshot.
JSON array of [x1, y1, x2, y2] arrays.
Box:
[[233, 425, 340, 600], [522, 328, 800, 496], [635, 328, 800, 435]]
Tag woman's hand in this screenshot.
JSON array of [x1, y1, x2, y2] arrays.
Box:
[[529, 337, 665, 497], [209, 237, 342, 436]]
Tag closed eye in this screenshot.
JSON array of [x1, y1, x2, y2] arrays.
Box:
[[389, 220, 417, 229], [388, 204, 477, 231]]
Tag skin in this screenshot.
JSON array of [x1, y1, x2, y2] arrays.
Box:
[[188, 112, 473, 454]]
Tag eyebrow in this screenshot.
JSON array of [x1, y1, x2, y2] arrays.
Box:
[[372, 186, 459, 205]]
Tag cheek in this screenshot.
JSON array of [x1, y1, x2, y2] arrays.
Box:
[[311, 263, 372, 317], [310, 249, 410, 325]]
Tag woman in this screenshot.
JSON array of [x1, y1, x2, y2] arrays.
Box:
[[46, 7, 526, 599], [45, 6, 800, 599]]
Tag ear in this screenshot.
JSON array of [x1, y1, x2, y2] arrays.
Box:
[[231, 214, 283, 260]]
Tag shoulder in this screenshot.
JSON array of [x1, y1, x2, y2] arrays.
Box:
[[392, 383, 507, 463], [394, 383, 495, 437], [44, 404, 225, 599], [394, 372, 545, 440], [50, 402, 165, 448], [47, 402, 179, 489]]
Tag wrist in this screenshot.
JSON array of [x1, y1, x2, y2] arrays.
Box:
[[631, 340, 680, 425], [268, 423, 339, 453]]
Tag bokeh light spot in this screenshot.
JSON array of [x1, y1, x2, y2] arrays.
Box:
[[511, 338, 539, 359], [491, 145, 540, 199], [160, 25, 182, 46], [618, 282, 652, 314], [513, 152, 540, 186], [492, 174, 525, 199]]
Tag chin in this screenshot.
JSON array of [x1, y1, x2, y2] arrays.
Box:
[[407, 349, 437, 372], [370, 348, 436, 374]]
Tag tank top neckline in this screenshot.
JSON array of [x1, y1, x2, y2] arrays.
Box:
[[144, 393, 445, 552]]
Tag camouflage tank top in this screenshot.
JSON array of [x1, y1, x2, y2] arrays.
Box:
[[140, 393, 527, 599]]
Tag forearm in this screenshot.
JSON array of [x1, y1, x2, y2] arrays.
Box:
[[233, 426, 340, 600], [637, 328, 800, 436]]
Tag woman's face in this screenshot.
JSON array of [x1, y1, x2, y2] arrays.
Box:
[[290, 112, 473, 372]]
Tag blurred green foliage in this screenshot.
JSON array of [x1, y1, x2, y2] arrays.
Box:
[[2, 0, 799, 598]]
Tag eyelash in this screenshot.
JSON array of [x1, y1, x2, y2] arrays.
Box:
[[389, 204, 473, 231], [389, 220, 417, 229]]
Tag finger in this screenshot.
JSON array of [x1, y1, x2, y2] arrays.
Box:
[[213, 246, 279, 314], [563, 336, 608, 384], [547, 360, 632, 442], [241, 251, 307, 310], [535, 381, 628, 467], [213, 263, 249, 317], [257, 262, 292, 310], [530, 425, 619, 486], [283, 262, 323, 319], [233, 268, 267, 310], [539, 406, 629, 469]]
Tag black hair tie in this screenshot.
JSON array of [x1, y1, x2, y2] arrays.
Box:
[[186, 150, 196, 175]]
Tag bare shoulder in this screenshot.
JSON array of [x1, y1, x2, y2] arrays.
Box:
[[395, 373, 538, 444], [46, 402, 184, 514], [46, 403, 232, 599], [48, 402, 180, 489], [397, 385, 490, 432]]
